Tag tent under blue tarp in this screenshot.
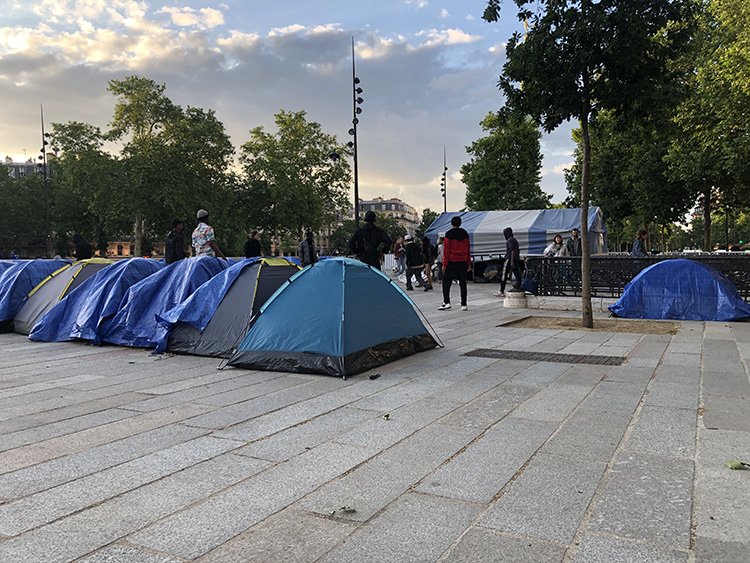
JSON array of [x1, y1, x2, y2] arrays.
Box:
[[0, 259, 69, 330], [609, 259, 750, 321], [153, 257, 299, 356], [101, 256, 228, 348], [424, 207, 608, 256], [228, 257, 438, 377], [29, 258, 164, 343], [0, 260, 20, 276]]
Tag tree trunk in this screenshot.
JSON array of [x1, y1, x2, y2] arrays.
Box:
[[703, 187, 712, 251], [134, 213, 144, 257], [580, 107, 593, 328]]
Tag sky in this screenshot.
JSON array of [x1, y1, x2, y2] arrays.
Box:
[[0, 0, 576, 213]]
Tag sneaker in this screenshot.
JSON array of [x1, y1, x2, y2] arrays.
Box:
[[492, 290, 505, 298], [461, 305, 468, 311], [423, 285, 433, 292], [438, 303, 452, 311]]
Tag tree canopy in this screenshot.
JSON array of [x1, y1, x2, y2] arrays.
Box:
[[462, 109, 548, 211]]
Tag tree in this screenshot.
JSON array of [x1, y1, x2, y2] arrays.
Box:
[[667, 0, 750, 250], [239, 110, 352, 241], [329, 220, 357, 255], [0, 173, 46, 256], [462, 109, 549, 210], [375, 213, 407, 243], [416, 208, 440, 238], [106, 76, 234, 256], [483, 0, 693, 327]]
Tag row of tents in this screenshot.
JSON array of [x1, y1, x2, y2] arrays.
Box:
[[0, 257, 438, 377]]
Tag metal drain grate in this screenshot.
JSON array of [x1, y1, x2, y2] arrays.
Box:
[[464, 348, 625, 366]]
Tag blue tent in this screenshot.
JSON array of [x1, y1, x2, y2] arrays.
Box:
[[102, 256, 228, 348], [153, 257, 300, 356], [227, 257, 439, 377], [424, 208, 608, 256], [0, 260, 20, 276], [0, 259, 69, 331], [609, 259, 750, 321], [29, 258, 164, 343]]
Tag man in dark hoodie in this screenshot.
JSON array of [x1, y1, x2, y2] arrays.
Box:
[[403, 234, 424, 290], [439, 216, 471, 311], [165, 219, 186, 264], [500, 227, 523, 294], [348, 210, 392, 269]]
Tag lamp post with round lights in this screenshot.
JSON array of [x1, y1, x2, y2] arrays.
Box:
[[349, 37, 364, 227], [440, 147, 448, 213], [36, 104, 54, 258]]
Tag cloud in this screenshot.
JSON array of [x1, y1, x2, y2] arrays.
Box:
[[157, 7, 225, 29], [440, 9, 449, 19], [405, 0, 429, 8], [415, 28, 481, 47], [542, 162, 574, 176]]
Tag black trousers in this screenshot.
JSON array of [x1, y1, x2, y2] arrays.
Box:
[[500, 260, 523, 292], [442, 262, 468, 306], [405, 267, 424, 289]]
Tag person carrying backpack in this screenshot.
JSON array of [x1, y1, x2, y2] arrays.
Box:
[[347, 211, 392, 270]]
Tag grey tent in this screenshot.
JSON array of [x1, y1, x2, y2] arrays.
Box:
[[13, 258, 112, 335], [154, 257, 300, 357]]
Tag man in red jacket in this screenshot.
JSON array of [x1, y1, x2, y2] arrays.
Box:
[[439, 216, 471, 311]]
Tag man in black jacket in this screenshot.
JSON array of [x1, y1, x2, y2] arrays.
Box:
[[348, 211, 392, 269], [244, 230, 262, 258], [403, 235, 425, 290], [165, 219, 186, 264], [500, 227, 523, 294]]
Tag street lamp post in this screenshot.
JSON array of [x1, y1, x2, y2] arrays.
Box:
[[440, 147, 447, 213], [348, 37, 364, 228], [37, 104, 53, 258]]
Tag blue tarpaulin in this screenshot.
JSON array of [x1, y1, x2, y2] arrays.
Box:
[[0, 259, 69, 327], [29, 258, 164, 343], [152, 258, 261, 352], [102, 256, 228, 347], [609, 259, 750, 321], [424, 208, 608, 256]]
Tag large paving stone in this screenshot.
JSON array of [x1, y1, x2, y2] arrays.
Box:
[[577, 381, 645, 414], [694, 538, 750, 561], [443, 527, 566, 562], [127, 442, 375, 559], [508, 383, 592, 422], [0, 453, 272, 563], [644, 380, 699, 410], [702, 396, 750, 431], [0, 435, 244, 535], [703, 372, 750, 399], [541, 408, 630, 462], [0, 423, 209, 497], [652, 364, 701, 384], [302, 423, 480, 522], [440, 382, 539, 429], [603, 365, 655, 384], [588, 452, 693, 549], [694, 427, 750, 544], [233, 406, 378, 461], [624, 406, 697, 459], [510, 362, 571, 386], [480, 453, 607, 544], [334, 396, 461, 450], [572, 534, 688, 562], [198, 507, 357, 563], [319, 492, 481, 563], [416, 419, 556, 503], [77, 543, 183, 563]]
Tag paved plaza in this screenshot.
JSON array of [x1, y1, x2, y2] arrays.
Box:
[[0, 288, 749, 562]]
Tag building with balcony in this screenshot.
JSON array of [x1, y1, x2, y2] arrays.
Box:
[[358, 197, 419, 234], [3, 157, 38, 179]]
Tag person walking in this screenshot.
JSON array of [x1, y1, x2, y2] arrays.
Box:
[[165, 218, 187, 264], [439, 216, 471, 311], [191, 209, 227, 260], [435, 236, 444, 283], [499, 227, 523, 295], [566, 227, 582, 257], [244, 230, 262, 258], [348, 210, 392, 270], [393, 237, 406, 275], [631, 229, 649, 257], [403, 235, 425, 291], [299, 231, 317, 267], [421, 236, 435, 291]]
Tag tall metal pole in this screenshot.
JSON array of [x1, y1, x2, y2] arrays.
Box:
[[351, 37, 360, 228], [40, 104, 52, 258], [443, 146, 447, 213]]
